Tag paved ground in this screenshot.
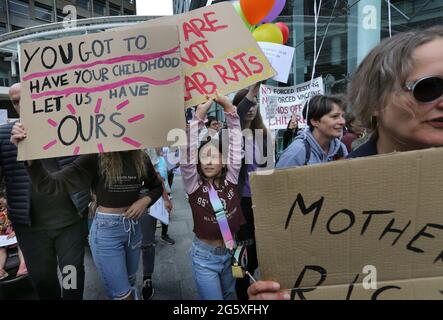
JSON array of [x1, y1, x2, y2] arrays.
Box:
[[84, 172, 198, 300]]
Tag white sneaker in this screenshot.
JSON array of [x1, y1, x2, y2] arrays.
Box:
[[131, 286, 141, 300]]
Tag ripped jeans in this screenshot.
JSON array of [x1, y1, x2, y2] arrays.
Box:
[[89, 211, 142, 299]]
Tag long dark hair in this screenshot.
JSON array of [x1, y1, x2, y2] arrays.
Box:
[[233, 89, 268, 136], [98, 150, 147, 186]]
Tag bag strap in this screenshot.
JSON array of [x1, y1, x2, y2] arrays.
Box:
[[337, 144, 344, 158], [303, 139, 311, 165], [207, 184, 236, 251], [304, 140, 345, 164]]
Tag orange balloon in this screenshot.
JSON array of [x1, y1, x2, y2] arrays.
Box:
[[240, 0, 276, 25]]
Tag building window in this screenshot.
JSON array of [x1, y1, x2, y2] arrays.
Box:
[[35, 2, 53, 23], [76, 0, 90, 10], [57, 8, 64, 22], [94, 0, 105, 15], [11, 25, 23, 31], [8, 0, 29, 19], [0, 79, 10, 87], [124, 8, 134, 15], [109, 4, 121, 16], [0, 22, 6, 34]]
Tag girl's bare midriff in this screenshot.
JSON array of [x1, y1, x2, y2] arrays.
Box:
[[97, 206, 129, 214], [199, 237, 225, 248]]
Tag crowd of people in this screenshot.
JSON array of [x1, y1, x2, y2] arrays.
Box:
[[0, 25, 442, 300]]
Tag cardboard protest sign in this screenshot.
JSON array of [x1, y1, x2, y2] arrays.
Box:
[[19, 25, 185, 160], [132, 2, 276, 107], [250, 148, 443, 299], [260, 77, 324, 130], [258, 42, 295, 84]]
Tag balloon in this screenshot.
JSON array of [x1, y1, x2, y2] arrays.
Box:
[[252, 23, 283, 44], [262, 0, 286, 23], [233, 2, 253, 31], [275, 22, 289, 44], [240, 0, 275, 25]]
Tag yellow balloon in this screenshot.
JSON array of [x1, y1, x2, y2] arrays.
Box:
[[252, 23, 283, 44]]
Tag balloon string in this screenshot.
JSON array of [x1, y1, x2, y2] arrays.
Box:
[[304, 0, 339, 135], [387, 0, 392, 37], [315, 0, 338, 63], [304, 0, 322, 135]]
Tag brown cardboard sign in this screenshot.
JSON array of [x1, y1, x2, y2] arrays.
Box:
[[250, 148, 443, 299], [19, 25, 185, 160], [132, 2, 276, 107]]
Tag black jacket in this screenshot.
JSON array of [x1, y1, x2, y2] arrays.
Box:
[[347, 134, 378, 158], [0, 122, 91, 226], [282, 122, 299, 151]]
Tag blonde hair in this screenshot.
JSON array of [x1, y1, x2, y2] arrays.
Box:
[[98, 150, 148, 186], [348, 26, 443, 130]]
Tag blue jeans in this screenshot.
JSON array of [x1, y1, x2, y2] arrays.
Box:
[[89, 212, 142, 299], [190, 237, 236, 300]]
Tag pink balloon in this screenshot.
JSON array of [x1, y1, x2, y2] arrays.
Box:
[[262, 0, 286, 23]]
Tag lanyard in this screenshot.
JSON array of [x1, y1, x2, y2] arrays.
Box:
[[207, 183, 236, 251]]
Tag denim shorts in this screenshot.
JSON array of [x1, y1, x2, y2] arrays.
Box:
[[190, 237, 236, 300], [89, 211, 142, 300]]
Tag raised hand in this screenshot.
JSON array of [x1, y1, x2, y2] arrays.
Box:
[[214, 90, 235, 113], [246, 82, 260, 103], [195, 97, 214, 120], [10, 122, 27, 146]]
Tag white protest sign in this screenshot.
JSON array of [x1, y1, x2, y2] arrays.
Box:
[[0, 235, 17, 248], [266, 95, 278, 119], [149, 197, 169, 225], [258, 42, 295, 84], [260, 77, 324, 130], [0, 109, 7, 125]]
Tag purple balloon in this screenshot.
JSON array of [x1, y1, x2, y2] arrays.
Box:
[[262, 0, 286, 23]]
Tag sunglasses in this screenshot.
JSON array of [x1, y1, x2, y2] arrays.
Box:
[[405, 76, 443, 103]]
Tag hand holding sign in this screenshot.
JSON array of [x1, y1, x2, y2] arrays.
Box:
[[214, 90, 235, 113], [288, 113, 298, 130], [247, 281, 290, 300], [196, 98, 214, 120], [10, 122, 27, 146]]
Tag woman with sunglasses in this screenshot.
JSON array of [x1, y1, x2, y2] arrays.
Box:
[[247, 25, 443, 300], [348, 25, 443, 158]]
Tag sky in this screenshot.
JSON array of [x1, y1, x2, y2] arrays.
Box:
[[136, 0, 173, 16]]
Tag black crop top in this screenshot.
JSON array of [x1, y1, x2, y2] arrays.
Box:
[[26, 153, 163, 208]]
